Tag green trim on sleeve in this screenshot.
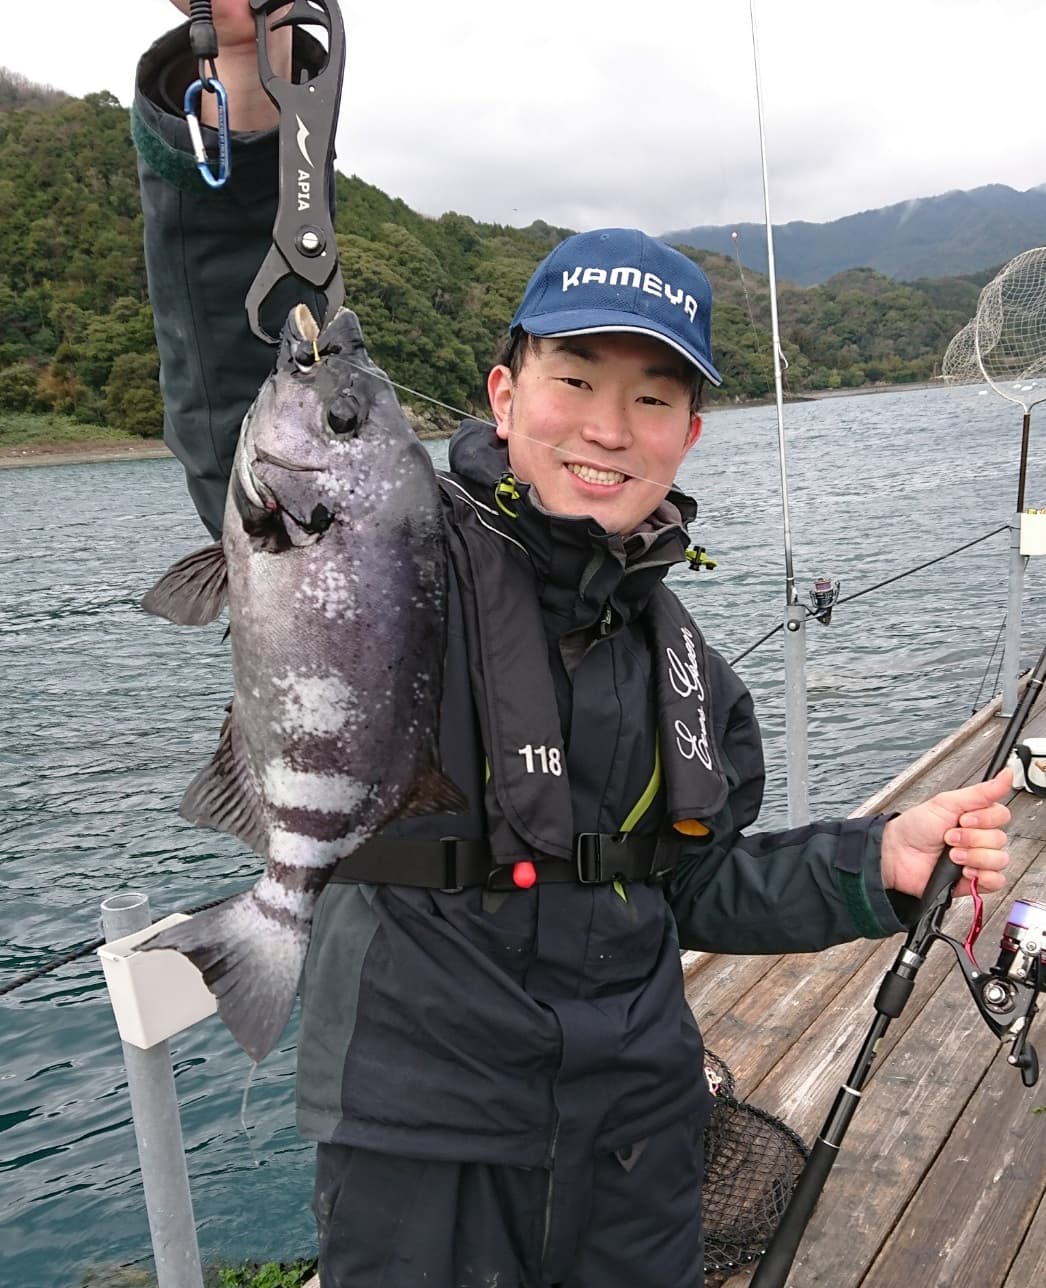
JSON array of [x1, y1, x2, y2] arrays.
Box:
[[836, 868, 892, 939], [131, 102, 213, 195]]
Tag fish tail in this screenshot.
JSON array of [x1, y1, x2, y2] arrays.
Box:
[[143, 891, 308, 1064]]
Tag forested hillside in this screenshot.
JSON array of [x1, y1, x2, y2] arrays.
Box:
[[0, 80, 986, 438], [0, 67, 68, 112]]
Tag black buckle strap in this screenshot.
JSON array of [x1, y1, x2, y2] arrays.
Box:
[[441, 836, 465, 894], [329, 836, 492, 890], [329, 832, 680, 890], [574, 833, 670, 884]]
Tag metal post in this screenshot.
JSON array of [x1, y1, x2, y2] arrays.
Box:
[[100, 893, 204, 1288], [1002, 515, 1025, 717], [783, 602, 810, 825]]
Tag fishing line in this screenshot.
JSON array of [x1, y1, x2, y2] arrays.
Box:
[[239, 1061, 262, 1167], [833, 525, 1007, 608], [342, 359, 484, 426], [0, 894, 241, 998], [971, 616, 1008, 715], [730, 229, 779, 394], [731, 525, 1008, 667]]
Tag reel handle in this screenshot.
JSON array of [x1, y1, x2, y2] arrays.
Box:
[[1016, 1043, 1039, 1087]]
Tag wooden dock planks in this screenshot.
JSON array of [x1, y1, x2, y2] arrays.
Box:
[[1001, 1186, 1046, 1285]]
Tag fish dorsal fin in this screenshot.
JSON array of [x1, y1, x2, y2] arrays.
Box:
[[397, 766, 468, 819], [180, 707, 269, 856], [142, 542, 228, 625]]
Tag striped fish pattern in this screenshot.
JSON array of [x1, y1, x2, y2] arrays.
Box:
[[141, 305, 463, 1062]]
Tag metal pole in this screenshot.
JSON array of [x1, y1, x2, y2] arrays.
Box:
[[783, 603, 810, 824], [1002, 411, 1035, 716], [1016, 411, 1032, 514], [100, 893, 204, 1288], [1001, 516, 1026, 716], [749, 0, 809, 823]]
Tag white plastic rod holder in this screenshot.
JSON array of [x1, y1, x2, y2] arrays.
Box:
[[100, 892, 204, 1288]]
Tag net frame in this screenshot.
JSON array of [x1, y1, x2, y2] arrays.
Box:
[[699, 1053, 810, 1284], [942, 318, 982, 386], [943, 246, 1046, 413], [702, 1095, 810, 1281]]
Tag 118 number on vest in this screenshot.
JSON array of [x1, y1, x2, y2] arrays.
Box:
[[518, 744, 563, 775]]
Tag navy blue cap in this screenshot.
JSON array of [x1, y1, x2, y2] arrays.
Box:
[[510, 228, 722, 386]]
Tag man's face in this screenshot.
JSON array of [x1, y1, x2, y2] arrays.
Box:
[[487, 333, 702, 536]]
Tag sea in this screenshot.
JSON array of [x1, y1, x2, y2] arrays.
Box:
[[2, 383, 1045, 1286]]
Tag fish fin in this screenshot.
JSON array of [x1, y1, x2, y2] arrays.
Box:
[[142, 542, 228, 625], [142, 892, 306, 1063], [398, 765, 468, 818], [180, 708, 269, 855]]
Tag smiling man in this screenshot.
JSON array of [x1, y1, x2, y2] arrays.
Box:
[[489, 230, 710, 537], [135, 9, 1012, 1285]]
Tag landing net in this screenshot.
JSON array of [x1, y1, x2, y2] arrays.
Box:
[[943, 246, 1046, 412], [701, 1053, 809, 1284]]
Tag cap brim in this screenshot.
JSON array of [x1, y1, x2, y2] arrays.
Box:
[[520, 311, 722, 387]]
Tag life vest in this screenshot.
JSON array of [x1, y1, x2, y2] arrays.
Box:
[[331, 470, 728, 888]]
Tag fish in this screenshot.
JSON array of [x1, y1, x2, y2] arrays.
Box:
[[140, 303, 464, 1063]]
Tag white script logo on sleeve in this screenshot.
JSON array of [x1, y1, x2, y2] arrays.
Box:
[[665, 627, 713, 769]]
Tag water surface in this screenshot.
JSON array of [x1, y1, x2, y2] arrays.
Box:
[[2, 384, 1044, 1285]]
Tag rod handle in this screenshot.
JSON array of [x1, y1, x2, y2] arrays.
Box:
[[919, 845, 964, 913], [750, 1137, 838, 1287]]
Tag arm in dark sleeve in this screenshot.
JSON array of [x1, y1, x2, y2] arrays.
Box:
[[132, 24, 322, 537], [666, 650, 907, 954]]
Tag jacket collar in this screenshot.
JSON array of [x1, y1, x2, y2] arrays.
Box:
[[446, 418, 699, 637]]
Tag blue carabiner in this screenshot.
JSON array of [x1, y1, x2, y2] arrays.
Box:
[[184, 77, 232, 189]]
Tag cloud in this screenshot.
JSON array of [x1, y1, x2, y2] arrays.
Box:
[[5, 0, 1046, 235]]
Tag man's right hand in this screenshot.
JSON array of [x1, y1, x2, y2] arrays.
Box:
[[169, 0, 291, 131]]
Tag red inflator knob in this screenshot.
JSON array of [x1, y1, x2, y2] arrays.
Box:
[[512, 861, 537, 889]]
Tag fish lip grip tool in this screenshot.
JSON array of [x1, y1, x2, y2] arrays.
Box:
[[245, 0, 347, 343]]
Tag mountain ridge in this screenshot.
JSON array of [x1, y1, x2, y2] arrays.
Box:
[[664, 183, 1046, 285]]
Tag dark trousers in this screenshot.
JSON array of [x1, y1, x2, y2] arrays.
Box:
[[312, 1116, 704, 1287]]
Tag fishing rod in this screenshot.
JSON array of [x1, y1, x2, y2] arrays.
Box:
[[747, 0, 809, 826], [751, 643, 1046, 1288]]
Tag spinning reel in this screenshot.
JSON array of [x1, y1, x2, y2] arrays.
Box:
[[939, 897, 1045, 1086]]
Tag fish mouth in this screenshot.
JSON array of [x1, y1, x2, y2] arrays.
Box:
[[253, 448, 325, 474]]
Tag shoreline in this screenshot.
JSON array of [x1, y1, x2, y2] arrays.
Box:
[[0, 380, 952, 471], [0, 432, 454, 470], [0, 439, 175, 470]]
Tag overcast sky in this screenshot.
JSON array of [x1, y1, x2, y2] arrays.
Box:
[[5, 1, 1044, 234]]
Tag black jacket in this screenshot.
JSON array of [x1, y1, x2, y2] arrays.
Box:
[[135, 24, 905, 1170]]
